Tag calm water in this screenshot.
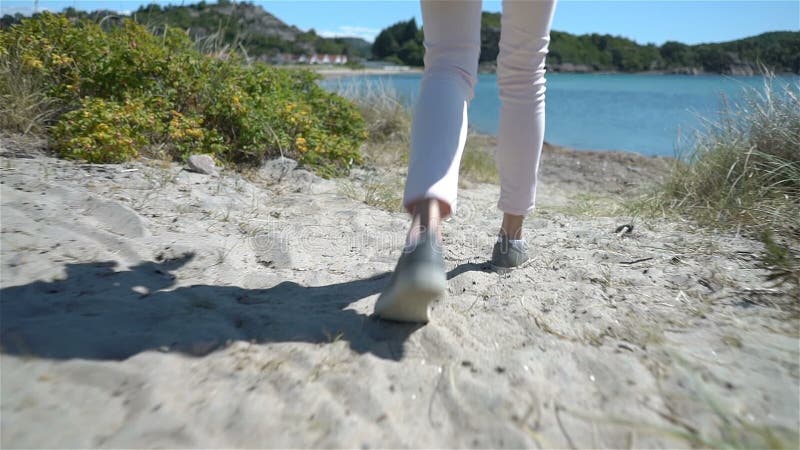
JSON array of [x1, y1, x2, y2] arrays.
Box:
[[322, 73, 799, 157]]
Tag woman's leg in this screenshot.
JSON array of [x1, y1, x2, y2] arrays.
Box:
[[376, 1, 482, 322], [403, 0, 483, 237], [495, 0, 557, 239]]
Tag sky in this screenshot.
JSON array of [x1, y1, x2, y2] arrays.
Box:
[[2, 0, 798, 45]]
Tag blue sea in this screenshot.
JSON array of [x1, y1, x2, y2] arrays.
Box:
[[321, 73, 799, 157]]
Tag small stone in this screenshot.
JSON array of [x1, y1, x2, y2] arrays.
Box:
[[259, 157, 297, 181], [187, 154, 218, 176]]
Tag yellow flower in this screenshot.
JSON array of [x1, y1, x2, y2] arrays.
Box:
[[51, 54, 73, 66], [22, 56, 44, 70], [295, 136, 308, 153], [186, 128, 204, 139]]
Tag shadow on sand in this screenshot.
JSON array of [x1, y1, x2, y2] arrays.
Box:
[[0, 254, 490, 361]]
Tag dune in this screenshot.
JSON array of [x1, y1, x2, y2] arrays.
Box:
[[1, 133, 797, 448]]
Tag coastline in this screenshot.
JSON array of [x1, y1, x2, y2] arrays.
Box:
[[307, 64, 798, 77], [310, 66, 424, 78]]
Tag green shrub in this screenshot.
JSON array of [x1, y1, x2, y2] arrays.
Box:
[[53, 97, 149, 162], [202, 65, 365, 172], [0, 12, 365, 175]]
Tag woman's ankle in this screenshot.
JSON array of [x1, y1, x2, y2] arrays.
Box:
[[499, 213, 524, 240], [406, 198, 444, 247]]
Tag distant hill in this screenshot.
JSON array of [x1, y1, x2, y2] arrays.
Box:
[[0, 1, 373, 61], [378, 13, 800, 75]]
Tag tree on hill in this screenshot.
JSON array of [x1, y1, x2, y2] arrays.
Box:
[[372, 18, 423, 65]]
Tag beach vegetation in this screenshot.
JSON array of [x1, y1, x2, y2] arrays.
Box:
[[648, 78, 799, 236], [643, 76, 799, 296], [340, 174, 404, 212], [0, 12, 366, 175], [331, 79, 410, 167], [460, 134, 499, 185]]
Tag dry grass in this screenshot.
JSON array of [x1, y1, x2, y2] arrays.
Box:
[[759, 230, 800, 305], [339, 173, 404, 212], [545, 193, 627, 218], [331, 79, 413, 169], [0, 59, 60, 135], [332, 78, 411, 145], [460, 133, 499, 185], [360, 140, 409, 168], [645, 76, 799, 239]]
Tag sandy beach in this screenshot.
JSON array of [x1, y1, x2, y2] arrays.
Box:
[[1, 133, 798, 448], [312, 66, 424, 78]]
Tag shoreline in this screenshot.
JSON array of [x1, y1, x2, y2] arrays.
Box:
[[310, 67, 424, 78], [307, 65, 798, 78], [468, 133, 675, 162]]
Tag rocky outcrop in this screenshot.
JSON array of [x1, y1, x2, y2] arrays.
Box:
[[213, 2, 301, 42], [668, 67, 704, 75], [187, 154, 218, 176]]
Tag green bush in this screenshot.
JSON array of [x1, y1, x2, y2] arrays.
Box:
[[53, 97, 150, 163], [0, 12, 366, 175]]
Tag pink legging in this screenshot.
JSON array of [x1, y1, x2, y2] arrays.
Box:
[[402, 0, 557, 217]]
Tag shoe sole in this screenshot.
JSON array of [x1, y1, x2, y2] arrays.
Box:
[[489, 257, 533, 273], [374, 263, 446, 323]]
